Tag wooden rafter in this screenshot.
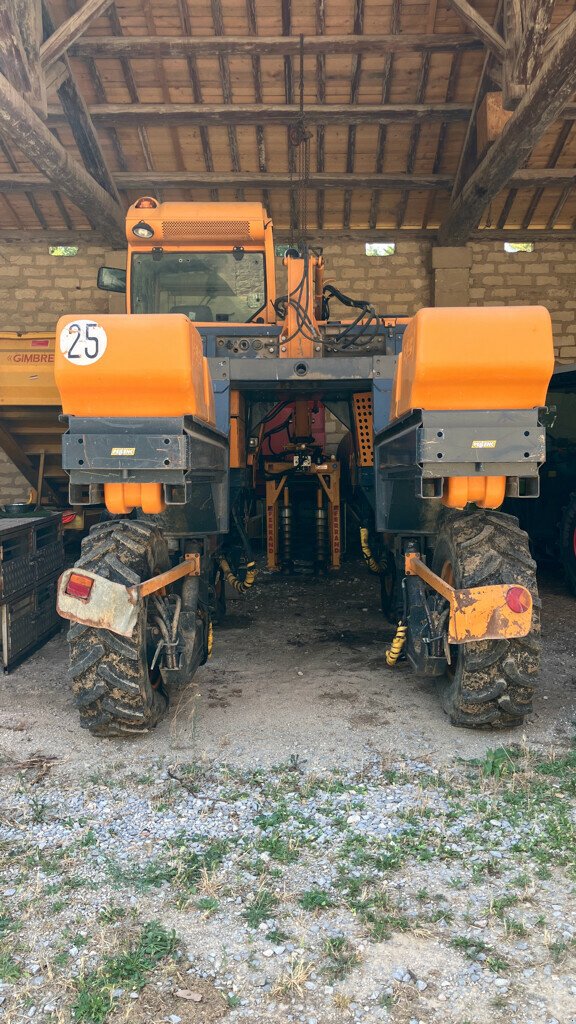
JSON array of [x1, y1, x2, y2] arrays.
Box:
[[514, 0, 555, 83], [343, 0, 364, 230], [369, 0, 400, 230], [69, 32, 483, 58], [316, 0, 325, 230], [0, 168, 573, 193], [0, 1, 45, 115], [40, 0, 115, 67], [0, 171, 455, 191], [439, 11, 576, 244], [42, 3, 120, 204], [0, 71, 125, 244], [46, 102, 474, 126], [446, 0, 506, 59], [106, 4, 155, 180], [175, 0, 217, 202], [211, 0, 244, 202], [246, 0, 271, 216]]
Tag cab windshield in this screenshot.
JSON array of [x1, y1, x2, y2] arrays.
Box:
[[131, 251, 266, 322]]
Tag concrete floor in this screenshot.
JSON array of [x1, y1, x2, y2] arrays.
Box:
[[0, 562, 574, 771]]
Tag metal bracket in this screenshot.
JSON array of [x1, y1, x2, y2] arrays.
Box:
[[57, 554, 201, 638], [404, 552, 532, 643]]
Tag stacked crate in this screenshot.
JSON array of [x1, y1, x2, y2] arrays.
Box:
[[0, 514, 64, 671]]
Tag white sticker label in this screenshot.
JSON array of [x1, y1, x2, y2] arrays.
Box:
[[60, 319, 107, 364]]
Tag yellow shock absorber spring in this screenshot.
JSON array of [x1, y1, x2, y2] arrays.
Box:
[[207, 620, 214, 659], [385, 622, 407, 667]]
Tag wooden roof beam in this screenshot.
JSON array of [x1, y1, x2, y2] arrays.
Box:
[[439, 11, 576, 244], [3, 168, 575, 191], [68, 32, 483, 58], [40, 0, 115, 68], [46, 102, 473, 126], [514, 0, 555, 84], [0, 1, 45, 116], [0, 71, 125, 245], [41, 3, 120, 205], [446, 0, 506, 60]]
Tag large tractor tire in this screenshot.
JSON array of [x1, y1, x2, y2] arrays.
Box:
[[560, 493, 576, 597], [431, 509, 541, 728], [68, 519, 171, 737]]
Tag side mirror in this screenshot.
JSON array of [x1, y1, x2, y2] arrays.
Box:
[[97, 266, 126, 293]]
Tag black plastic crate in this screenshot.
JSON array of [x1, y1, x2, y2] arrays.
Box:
[[1, 578, 62, 672], [0, 515, 64, 601]]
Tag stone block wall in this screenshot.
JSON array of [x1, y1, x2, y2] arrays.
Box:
[[0, 235, 109, 333]]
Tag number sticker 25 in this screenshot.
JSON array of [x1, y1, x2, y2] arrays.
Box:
[[60, 320, 108, 365]]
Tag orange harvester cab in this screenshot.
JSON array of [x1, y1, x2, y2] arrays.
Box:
[[54, 313, 216, 515], [391, 306, 555, 509], [125, 198, 277, 323]]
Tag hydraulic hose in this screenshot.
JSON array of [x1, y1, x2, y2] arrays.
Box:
[[360, 527, 381, 574], [385, 622, 407, 667], [218, 555, 257, 594]]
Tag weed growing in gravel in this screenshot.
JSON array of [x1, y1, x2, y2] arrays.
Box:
[[242, 888, 278, 927], [323, 936, 361, 980], [298, 888, 336, 911], [256, 832, 300, 864], [450, 935, 490, 960], [0, 954, 23, 981], [72, 921, 177, 1023], [272, 955, 315, 996], [98, 905, 127, 924]]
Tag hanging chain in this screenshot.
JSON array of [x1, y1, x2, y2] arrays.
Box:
[[288, 34, 311, 246]]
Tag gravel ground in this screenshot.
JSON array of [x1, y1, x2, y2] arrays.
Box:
[[0, 562, 575, 1024]]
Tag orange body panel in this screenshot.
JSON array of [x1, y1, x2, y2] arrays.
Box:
[[391, 306, 554, 420], [105, 482, 165, 515], [126, 200, 268, 246], [229, 390, 246, 468], [443, 476, 506, 510], [55, 313, 215, 423]]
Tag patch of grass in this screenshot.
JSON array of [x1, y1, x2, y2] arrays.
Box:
[[486, 954, 510, 974], [273, 955, 315, 997], [80, 829, 97, 848], [266, 928, 289, 944], [0, 954, 23, 981], [111, 838, 229, 894], [253, 805, 290, 830], [242, 888, 278, 928], [255, 833, 300, 864], [227, 994, 241, 1007], [548, 938, 576, 963], [363, 910, 411, 942], [29, 796, 48, 823], [450, 936, 489, 960], [0, 913, 20, 937], [196, 897, 219, 915], [490, 894, 518, 918], [323, 936, 360, 980], [98, 905, 127, 924], [469, 746, 521, 778], [72, 921, 177, 1024], [298, 888, 335, 911]]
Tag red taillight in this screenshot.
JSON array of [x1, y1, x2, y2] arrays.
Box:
[[506, 586, 530, 613], [61, 512, 77, 525], [65, 573, 94, 601]]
